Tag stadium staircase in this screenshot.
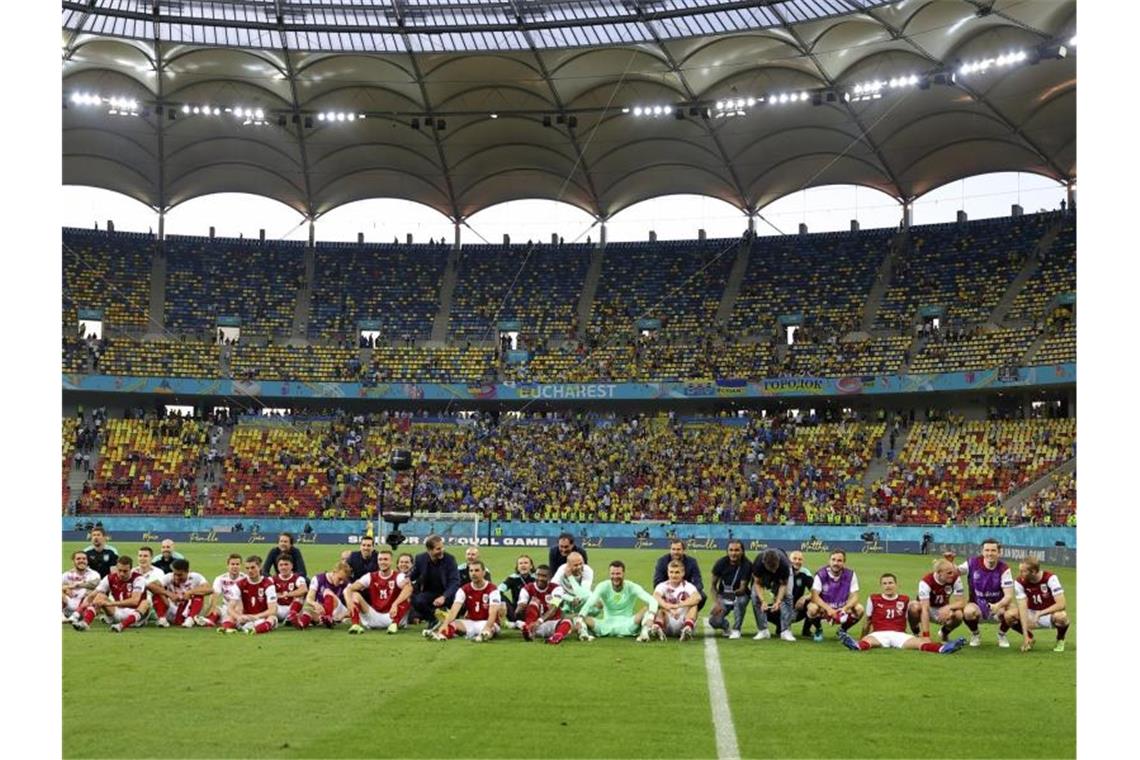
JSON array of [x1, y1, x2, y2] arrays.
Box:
[[290, 247, 315, 338], [147, 247, 166, 335], [575, 245, 606, 339], [197, 424, 234, 510], [430, 246, 461, 342], [67, 456, 93, 507], [861, 422, 911, 496], [1019, 330, 1053, 366], [989, 216, 1065, 326], [715, 239, 751, 323], [861, 228, 907, 333], [1000, 456, 1075, 517]]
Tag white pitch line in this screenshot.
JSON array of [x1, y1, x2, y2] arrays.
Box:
[[703, 626, 741, 760]]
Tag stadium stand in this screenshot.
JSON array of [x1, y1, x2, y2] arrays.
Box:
[[97, 337, 220, 378], [309, 243, 449, 341], [370, 345, 497, 384], [908, 327, 1037, 373], [62, 228, 153, 330], [1007, 215, 1076, 321], [164, 236, 304, 337], [1021, 470, 1076, 526], [1036, 326, 1076, 365], [229, 343, 362, 383]]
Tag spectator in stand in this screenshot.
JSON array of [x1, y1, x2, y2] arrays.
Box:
[[261, 533, 308, 579]]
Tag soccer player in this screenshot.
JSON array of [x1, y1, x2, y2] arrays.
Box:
[[271, 552, 308, 625], [83, 526, 118, 578], [134, 546, 166, 623], [516, 565, 567, 643], [345, 549, 412, 634], [573, 561, 659, 642], [427, 560, 501, 642], [837, 573, 966, 654], [147, 558, 211, 628], [807, 550, 864, 641], [218, 556, 278, 635], [73, 556, 147, 633], [152, 538, 186, 574], [751, 548, 797, 642], [62, 551, 100, 624], [1005, 559, 1070, 653], [652, 560, 701, 641], [295, 561, 352, 629], [550, 551, 595, 619], [498, 554, 536, 625], [708, 540, 752, 639], [947, 541, 1016, 647], [908, 559, 965, 641], [651, 540, 706, 610], [458, 546, 492, 585], [196, 553, 247, 628]]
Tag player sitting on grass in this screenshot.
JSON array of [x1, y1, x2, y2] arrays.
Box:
[[295, 561, 352, 629], [1003, 558, 1070, 653], [427, 560, 501, 642], [516, 564, 566, 643], [838, 573, 966, 654], [271, 553, 308, 625], [652, 560, 700, 641], [72, 555, 145, 632], [573, 560, 659, 642], [219, 556, 279, 635], [62, 550, 100, 624], [908, 559, 965, 641], [196, 554, 247, 628], [147, 559, 211, 628], [807, 550, 864, 641], [346, 548, 412, 634], [947, 541, 1015, 648]]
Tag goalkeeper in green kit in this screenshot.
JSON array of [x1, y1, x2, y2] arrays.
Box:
[[573, 560, 659, 642]]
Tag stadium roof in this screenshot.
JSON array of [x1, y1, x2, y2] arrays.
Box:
[[62, 0, 1076, 222]]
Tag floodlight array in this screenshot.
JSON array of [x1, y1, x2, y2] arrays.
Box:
[[70, 92, 140, 116], [626, 104, 676, 118], [317, 111, 365, 122], [958, 50, 1029, 76]]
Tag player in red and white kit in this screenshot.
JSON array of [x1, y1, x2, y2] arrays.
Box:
[[427, 560, 501, 642], [837, 573, 966, 654], [516, 565, 566, 643], [218, 556, 279, 635], [652, 560, 701, 641], [146, 558, 212, 628], [62, 550, 101, 624], [907, 559, 965, 641], [345, 548, 412, 634], [196, 553, 247, 628], [271, 552, 308, 626], [72, 556, 146, 632], [1005, 558, 1069, 653]]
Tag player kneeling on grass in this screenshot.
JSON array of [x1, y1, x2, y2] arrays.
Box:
[[1003, 558, 1069, 653], [296, 561, 352, 629], [147, 559, 211, 628], [427, 560, 501, 642], [195, 554, 247, 628], [908, 559, 965, 642], [63, 550, 101, 624], [652, 560, 700, 641], [73, 556, 146, 632], [807, 550, 865, 641], [271, 552, 308, 626], [573, 560, 659, 642], [346, 548, 412, 634], [218, 556, 278, 635], [947, 541, 1016, 648], [838, 574, 965, 655]]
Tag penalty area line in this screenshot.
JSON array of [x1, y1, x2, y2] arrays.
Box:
[[703, 625, 741, 760]]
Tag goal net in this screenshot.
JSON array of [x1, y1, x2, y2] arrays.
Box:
[[378, 511, 481, 546]]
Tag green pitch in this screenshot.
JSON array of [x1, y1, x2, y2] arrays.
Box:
[[61, 543, 1075, 759]]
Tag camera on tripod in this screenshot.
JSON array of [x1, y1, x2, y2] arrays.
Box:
[[378, 448, 415, 550]]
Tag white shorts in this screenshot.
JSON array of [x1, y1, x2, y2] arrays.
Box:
[[277, 605, 295, 622], [460, 620, 499, 640], [867, 631, 913, 649], [112, 607, 145, 625], [64, 596, 84, 614], [1029, 612, 1055, 630], [361, 608, 396, 629], [534, 619, 561, 639], [663, 615, 686, 637]]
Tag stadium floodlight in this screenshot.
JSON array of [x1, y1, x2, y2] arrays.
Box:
[[317, 112, 326, 121], [181, 104, 190, 113], [1069, 35, 1076, 47], [337, 112, 345, 121], [489, 112, 498, 119], [346, 112, 354, 121], [621, 107, 630, 114], [746, 97, 755, 107], [70, 92, 82, 105], [633, 106, 643, 116], [653, 105, 663, 116], [212, 107, 220, 115]]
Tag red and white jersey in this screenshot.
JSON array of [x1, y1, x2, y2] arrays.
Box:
[[95, 570, 145, 603], [238, 576, 278, 615], [273, 572, 307, 602], [354, 570, 408, 614], [917, 573, 964, 608], [62, 568, 101, 602], [654, 579, 700, 608], [160, 571, 208, 596], [1014, 571, 1064, 612], [518, 581, 559, 616], [455, 581, 501, 621], [212, 572, 247, 602], [868, 594, 910, 633]]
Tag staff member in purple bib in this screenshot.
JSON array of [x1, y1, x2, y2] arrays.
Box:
[[946, 539, 1016, 648], [806, 549, 864, 642]]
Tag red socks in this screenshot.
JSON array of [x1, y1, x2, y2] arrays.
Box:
[[322, 596, 337, 619], [253, 620, 274, 634], [296, 613, 312, 629], [393, 601, 410, 624], [152, 597, 168, 618], [920, 642, 941, 653], [858, 640, 872, 651], [120, 612, 139, 628], [524, 607, 540, 626], [82, 607, 97, 624], [221, 620, 236, 631], [553, 619, 572, 638], [683, 619, 695, 631], [351, 608, 361, 625], [443, 624, 456, 639]]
